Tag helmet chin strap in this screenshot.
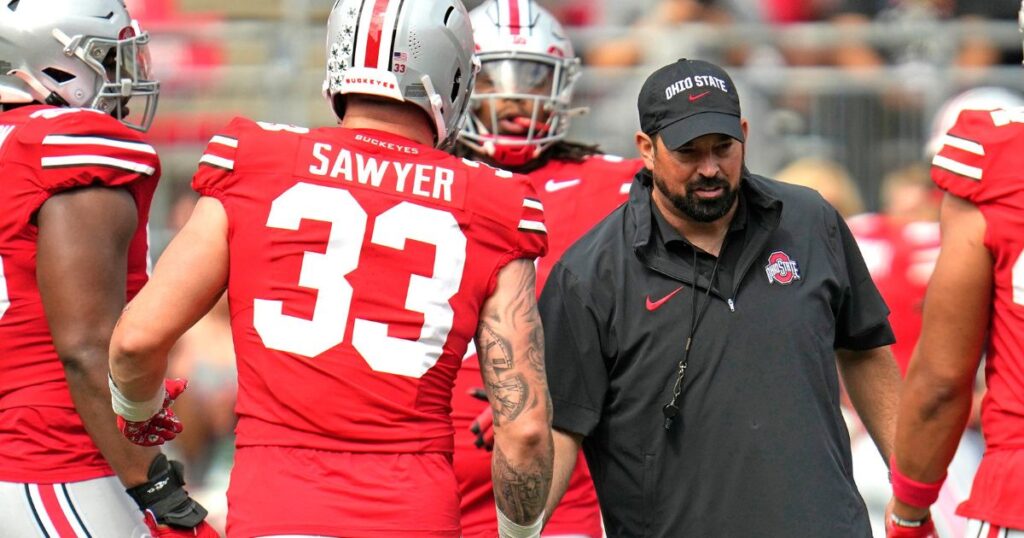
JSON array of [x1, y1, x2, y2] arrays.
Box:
[[420, 74, 447, 147]]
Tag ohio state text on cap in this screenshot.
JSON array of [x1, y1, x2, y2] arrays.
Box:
[[637, 58, 744, 149]]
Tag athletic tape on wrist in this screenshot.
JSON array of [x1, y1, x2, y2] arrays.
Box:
[[496, 507, 544, 538], [109, 375, 166, 422], [889, 456, 945, 509]]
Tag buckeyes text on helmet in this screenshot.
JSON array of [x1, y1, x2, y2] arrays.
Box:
[[0, 0, 160, 131], [323, 0, 479, 151], [459, 0, 583, 167]]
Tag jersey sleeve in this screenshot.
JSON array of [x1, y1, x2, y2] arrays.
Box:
[[467, 164, 549, 297], [591, 155, 644, 199], [930, 108, 1023, 205], [191, 117, 250, 200], [538, 260, 608, 436], [15, 109, 159, 223], [516, 174, 548, 260]]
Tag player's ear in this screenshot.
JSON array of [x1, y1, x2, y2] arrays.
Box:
[[636, 131, 655, 171], [740, 118, 749, 142]]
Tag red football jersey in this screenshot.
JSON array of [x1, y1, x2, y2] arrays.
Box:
[[847, 213, 940, 374], [0, 105, 158, 483], [452, 154, 641, 537], [192, 118, 547, 454], [931, 108, 1024, 528]]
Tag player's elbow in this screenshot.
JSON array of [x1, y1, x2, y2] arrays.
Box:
[[908, 370, 974, 420], [109, 319, 162, 373], [54, 336, 108, 381], [497, 414, 552, 459]]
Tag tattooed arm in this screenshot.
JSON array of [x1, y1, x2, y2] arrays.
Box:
[[476, 259, 553, 531]]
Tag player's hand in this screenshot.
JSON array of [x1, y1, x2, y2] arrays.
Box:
[[885, 498, 937, 538], [468, 388, 494, 451], [117, 378, 187, 446], [129, 455, 218, 536], [144, 511, 220, 537]]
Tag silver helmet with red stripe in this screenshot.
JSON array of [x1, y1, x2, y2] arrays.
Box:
[[324, 0, 478, 150], [0, 0, 159, 131], [459, 0, 582, 167]]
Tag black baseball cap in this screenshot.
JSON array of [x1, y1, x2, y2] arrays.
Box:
[[638, 58, 743, 149]]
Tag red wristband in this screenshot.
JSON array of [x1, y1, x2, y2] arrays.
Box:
[[890, 456, 945, 509]]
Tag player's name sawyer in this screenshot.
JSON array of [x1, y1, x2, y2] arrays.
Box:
[[307, 142, 455, 203]]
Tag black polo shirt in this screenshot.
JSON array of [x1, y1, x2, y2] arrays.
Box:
[[539, 169, 893, 538]]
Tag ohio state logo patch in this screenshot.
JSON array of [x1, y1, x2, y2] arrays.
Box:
[[765, 251, 801, 285]]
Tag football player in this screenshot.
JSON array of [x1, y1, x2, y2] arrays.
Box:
[[887, 5, 1024, 537], [452, 2, 641, 536], [0, 1, 216, 537], [107, 0, 554, 536]]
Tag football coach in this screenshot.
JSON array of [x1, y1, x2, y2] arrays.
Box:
[[538, 58, 902, 536]]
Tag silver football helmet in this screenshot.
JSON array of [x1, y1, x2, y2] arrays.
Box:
[[0, 0, 159, 131], [324, 0, 478, 150], [459, 0, 583, 167]]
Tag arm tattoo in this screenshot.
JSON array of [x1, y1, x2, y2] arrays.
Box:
[[492, 443, 552, 524], [503, 262, 547, 380], [478, 323, 527, 425], [489, 374, 529, 424]]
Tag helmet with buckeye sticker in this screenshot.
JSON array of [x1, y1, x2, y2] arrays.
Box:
[[324, 0, 479, 151]]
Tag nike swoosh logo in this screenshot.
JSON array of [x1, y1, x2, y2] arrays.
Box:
[[546, 178, 581, 192], [689, 91, 711, 102], [645, 286, 684, 311]]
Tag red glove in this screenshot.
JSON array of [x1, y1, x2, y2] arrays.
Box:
[[117, 379, 187, 447], [885, 516, 937, 538], [468, 387, 494, 451], [144, 511, 220, 537]]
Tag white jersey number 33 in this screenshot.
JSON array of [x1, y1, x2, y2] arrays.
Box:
[[253, 182, 467, 378]]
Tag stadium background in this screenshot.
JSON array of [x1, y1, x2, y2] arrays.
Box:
[[126, 0, 1018, 534]]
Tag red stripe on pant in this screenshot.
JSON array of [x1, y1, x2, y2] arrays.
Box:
[[37, 484, 79, 537]]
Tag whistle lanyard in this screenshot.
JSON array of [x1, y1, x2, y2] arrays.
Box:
[[662, 237, 726, 431]]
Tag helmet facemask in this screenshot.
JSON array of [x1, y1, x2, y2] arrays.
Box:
[[458, 0, 585, 167], [462, 52, 579, 167], [46, 21, 159, 131]]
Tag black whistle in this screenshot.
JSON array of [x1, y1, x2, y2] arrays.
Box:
[[662, 403, 679, 430]]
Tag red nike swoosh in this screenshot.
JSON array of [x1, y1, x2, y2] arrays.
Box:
[[645, 286, 684, 311], [689, 91, 711, 102]]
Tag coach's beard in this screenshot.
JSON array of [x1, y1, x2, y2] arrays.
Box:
[[654, 172, 738, 223]]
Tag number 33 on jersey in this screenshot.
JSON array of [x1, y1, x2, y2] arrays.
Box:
[[192, 117, 546, 453]]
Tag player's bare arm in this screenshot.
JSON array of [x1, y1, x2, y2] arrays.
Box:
[[110, 196, 229, 404], [836, 344, 901, 462], [891, 193, 991, 521], [476, 258, 553, 530], [35, 185, 159, 487], [542, 428, 583, 524]]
